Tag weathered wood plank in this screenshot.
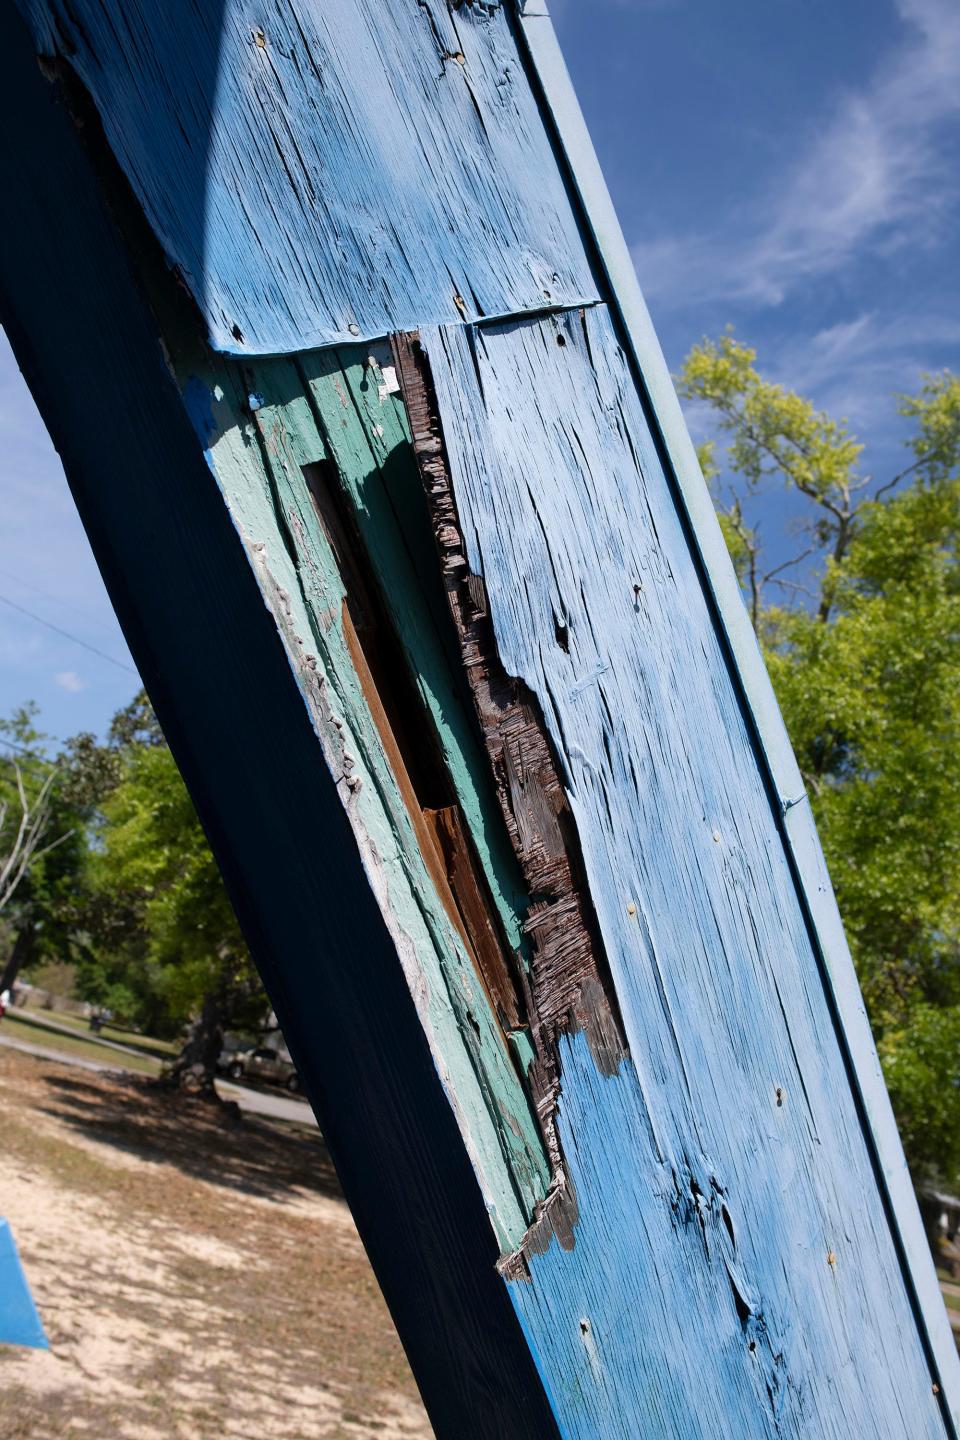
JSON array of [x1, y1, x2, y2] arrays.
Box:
[[180, 346, 552, 1247], [5, 0, 958, 1434], [13, 0, 599, 353], [421, 304, 951, 1438], [0, 14, 562, 1434], [515, 10, 960, 1416]]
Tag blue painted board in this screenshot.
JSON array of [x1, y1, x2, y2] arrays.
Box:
[[515, 6, 960, 1419], [5, 0, 957, 1433], [424, 305, 950, 1438], [15, 0, 599, 354], [0, 15, 560, 1430], [0, 1218, 47, 1349]]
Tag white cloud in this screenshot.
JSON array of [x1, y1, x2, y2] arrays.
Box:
[[54, 670, 87, 694], [765, 305, 960, 437], [632, 0, 960, 310]]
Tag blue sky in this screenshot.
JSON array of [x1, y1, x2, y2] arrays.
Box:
[[555, 0, 960, 488], [1, 0, 958, 743]]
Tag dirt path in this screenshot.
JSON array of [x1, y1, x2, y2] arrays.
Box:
[[0, 1049, 433, 1440]]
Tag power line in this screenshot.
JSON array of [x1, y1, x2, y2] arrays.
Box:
[[0, 592, 137, 675], [0, 565, 119, 637], [0, 738, 51, 760]]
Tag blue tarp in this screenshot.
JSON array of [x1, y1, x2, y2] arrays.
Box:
[[0, 1217, 47, 1349]]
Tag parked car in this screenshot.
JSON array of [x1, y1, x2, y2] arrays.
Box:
[[223, 1045, 302, 1093]]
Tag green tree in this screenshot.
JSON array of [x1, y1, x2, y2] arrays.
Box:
[[2, 689, 268, 1094], [680, 335, 960, 1187], [0, 704, 82, 993], [56, 693, 170, 1023], [90, 720, 267, 1091], [0, 698, 160, 1004]]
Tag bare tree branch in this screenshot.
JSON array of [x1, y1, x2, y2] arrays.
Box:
[[767, 576, 819, 603], [872, 454, 930, 502], [761, 546, 818, 586], [0, 764, 71, 915]]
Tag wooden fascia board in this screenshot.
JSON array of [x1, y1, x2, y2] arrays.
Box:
[[0, 11, 560, 1434], [513, 2, 960, 1425]]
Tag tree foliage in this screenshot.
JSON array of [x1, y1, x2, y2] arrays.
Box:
[[0, 705, 89, 991], [1, 690, 267, 1090], [90, 734, 265, 1076], [680, 336, 960, 1187]]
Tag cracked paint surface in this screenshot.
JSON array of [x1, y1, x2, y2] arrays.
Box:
[[5, 0, 957, 1433], [15, 0, 599, 352], [184, 342, 553, 1250], [422, 305, 948, 1437]]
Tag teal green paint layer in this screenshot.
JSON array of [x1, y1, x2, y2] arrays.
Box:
[[182, 351, 549, 1251], [298, 344, 530, 959]]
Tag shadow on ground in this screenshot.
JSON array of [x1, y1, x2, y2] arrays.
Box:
[[39, 1070, 344, 1206]]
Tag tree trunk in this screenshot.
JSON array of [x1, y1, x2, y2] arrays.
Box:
[[162, 989, 225, 1096], [0, 921, 35, 997]]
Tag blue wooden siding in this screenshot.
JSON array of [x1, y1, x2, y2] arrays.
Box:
[[4, 0, 958, 1434], [515, 11, 960, 1414], [424, 306, 950, 1438], [0, 15, 562, 1429], [15, 0, 598, 354]]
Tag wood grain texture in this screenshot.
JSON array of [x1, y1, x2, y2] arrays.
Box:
[[181, 346, 552, 1249], [0, 13, 563, 1433], [6, 0, 956, 1431], [14, 0, 599, 354], [514, 10, 960, 1417], [422, 304, 950, 1438]]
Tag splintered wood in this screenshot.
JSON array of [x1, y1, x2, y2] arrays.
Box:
[[393, 331, 625, 1270]]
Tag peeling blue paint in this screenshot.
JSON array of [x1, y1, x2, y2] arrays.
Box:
[[4, 0, 957, 1432], [425, 306, 950, 1437], [15, 0, 598, 354]]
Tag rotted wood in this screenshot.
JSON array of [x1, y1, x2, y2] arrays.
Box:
[[394, 329, 626, 1268], [306, 450, 527, 1043], [3, 0, 958, 1434]]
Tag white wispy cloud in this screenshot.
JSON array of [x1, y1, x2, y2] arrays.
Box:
[[632, 0, 960, 310], [772, 307, 960, 410], [53, 670, 87, 694]]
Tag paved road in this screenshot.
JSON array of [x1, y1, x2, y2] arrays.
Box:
[[218, 1078, 317, 1126], [0, 1030, 317, 1128]]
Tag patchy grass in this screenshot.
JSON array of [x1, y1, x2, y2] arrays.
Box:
[[0, 1048, 432, 1440], [1, 1015, 161, 1075], [16, 1006, 177, 1060]]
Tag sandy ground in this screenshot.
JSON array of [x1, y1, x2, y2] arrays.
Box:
[[0, 1048, 433, 1440]]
